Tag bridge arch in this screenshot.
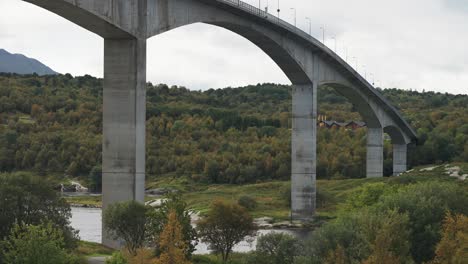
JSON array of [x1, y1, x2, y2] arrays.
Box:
[[20, 0, 417, 247]]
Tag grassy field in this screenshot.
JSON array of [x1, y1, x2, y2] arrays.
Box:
[[66, 162, 467, 222], [75, 241, 114, 257]]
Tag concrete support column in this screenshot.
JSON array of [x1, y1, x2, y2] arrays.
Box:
[[291, 83, 317, 221], [102, 38, 146, 247], [366, 127, 383, 178], [393, 144, 407, 175]]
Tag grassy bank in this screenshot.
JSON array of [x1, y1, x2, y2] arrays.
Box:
[[65, 162, 467, 222]]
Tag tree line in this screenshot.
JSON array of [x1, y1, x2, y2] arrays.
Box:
[[0, 73, 467, 185]]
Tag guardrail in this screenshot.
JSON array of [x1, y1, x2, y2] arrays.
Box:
[[212, 0, 375, 90], [217, 0, 302, 35]]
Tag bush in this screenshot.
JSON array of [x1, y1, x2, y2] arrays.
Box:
[[344, 182, 398, 210], [254, 233, 301, 264], [1, 222, 80, 264], [301, 209, 411, 264], [105, 251, 128, 264], [238, 196, 257, 210], [103, 201, 148, 255], [376, 181, 468, 263], [281, 186, 291, 207]]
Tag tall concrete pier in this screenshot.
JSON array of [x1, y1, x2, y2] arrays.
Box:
[[23, 0, 417, 246], [291, 84, 317, 220], [102, 39, 147, 246]]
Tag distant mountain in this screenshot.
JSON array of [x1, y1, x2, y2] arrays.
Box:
[[0, 49, 57, 75]]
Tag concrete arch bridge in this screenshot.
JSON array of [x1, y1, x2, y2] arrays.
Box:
[[22, 0, 417, 247]]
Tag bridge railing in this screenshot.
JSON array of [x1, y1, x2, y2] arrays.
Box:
[[218, 0, 300, 34], [214, 0, 375, 87]]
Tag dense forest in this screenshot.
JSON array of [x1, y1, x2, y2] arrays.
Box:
[[0, 73, 467, 185]]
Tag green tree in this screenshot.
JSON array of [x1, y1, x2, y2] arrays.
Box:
[[254, 233, 301, 264], [0, 173, 77, 248], [103, 201, 148, 256], [197, 200, 257, 263], [88, 164, 102, 192], [376, 182, 468, 263], [1, 223, 79, 264], [302, 209, 411, 264]]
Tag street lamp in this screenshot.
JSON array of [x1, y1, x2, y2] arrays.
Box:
[[305, 17, 311, 35], [352, 56, 358, 69], [331, 36, 337, 52], [277, 0, 280, 19], [320, 25, 325, 44], [290, 8, 296, 27]]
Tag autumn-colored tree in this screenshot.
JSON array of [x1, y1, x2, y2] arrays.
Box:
[[155, 210, 191, 264], [431, 212, 468, 264]]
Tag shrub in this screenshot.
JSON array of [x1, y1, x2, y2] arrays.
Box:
[[238, 196, 257, 210], [105, 251, 128, 264], [254, 232, 301, 264], [376, 181, 468, 263], [103, 201, 148, 255], [301, 209, 411, 264], [1, 222, 80, 264]]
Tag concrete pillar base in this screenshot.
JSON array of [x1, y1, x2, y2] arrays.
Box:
[[102, 38, 147, 248], [366, 127, 383, 178], [291, 84, 317, 221], [393, 144, 407, 175]]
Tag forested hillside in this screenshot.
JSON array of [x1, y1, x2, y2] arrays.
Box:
[[0, 73, 466, 184]]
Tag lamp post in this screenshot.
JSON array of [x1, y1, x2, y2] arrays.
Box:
[[290, 8, 296, 27], [331, 36, 337, 52], [305, 17, 311, 35], [277, 0, 280, 19], [320, 25, 325, 44]]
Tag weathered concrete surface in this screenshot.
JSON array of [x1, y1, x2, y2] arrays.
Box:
[[393, 144, 407, 175], [291, 84, 317, 220], [22, 0, 418, 241], [366, 127, 384, 178], [102, 38, 146, 248]]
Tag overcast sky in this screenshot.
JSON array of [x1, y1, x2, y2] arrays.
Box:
[[1, 0, 467, 94]]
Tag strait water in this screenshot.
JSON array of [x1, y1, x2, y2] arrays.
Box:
[[70, 207, 310, 254]]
